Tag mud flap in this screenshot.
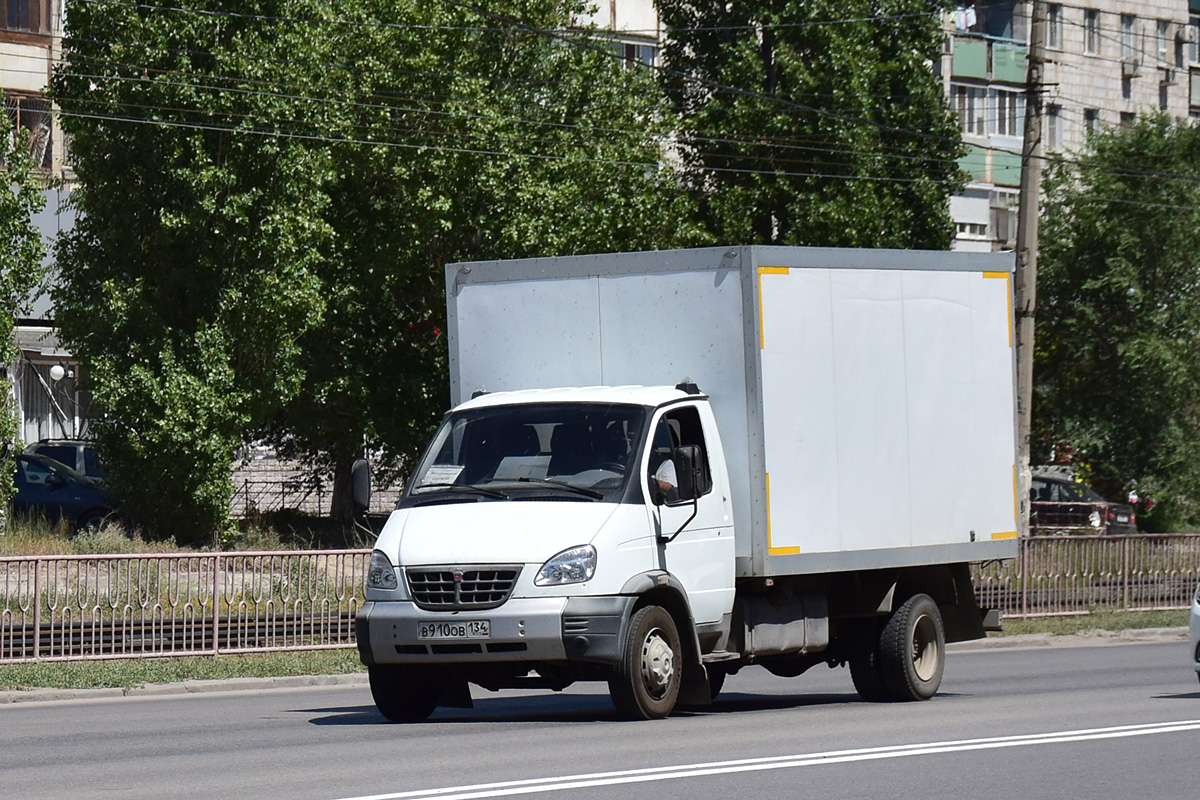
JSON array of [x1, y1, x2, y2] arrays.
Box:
[[678, 666, 714, 706]]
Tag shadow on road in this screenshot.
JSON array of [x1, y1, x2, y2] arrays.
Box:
[[300, 690, 885, 726]]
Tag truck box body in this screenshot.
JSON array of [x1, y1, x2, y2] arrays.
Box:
[[446, 245, 1019, 579]]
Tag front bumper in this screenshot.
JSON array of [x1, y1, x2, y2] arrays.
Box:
[[356, 595, 635, 667]]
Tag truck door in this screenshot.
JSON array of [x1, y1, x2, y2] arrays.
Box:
[[645, 406, 735, 625]]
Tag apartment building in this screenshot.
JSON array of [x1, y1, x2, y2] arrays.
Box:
[[581, 0, 661, 65], [942, 1, 1198, 251], [2, 0, 85, 442]]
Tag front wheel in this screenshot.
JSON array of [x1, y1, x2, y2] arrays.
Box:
[[879, 593, 945, 701], [609, 605, 682, 720], [76, 508, 116, 534], [368, 664, 442, 722]]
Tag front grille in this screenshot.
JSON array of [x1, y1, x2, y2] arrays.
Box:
[[406, 566, 521, 610]]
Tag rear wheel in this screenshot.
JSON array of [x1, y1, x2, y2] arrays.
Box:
[[879, 593, 945, 701], [850, 645, 890, 702], [368, 664, 442, 722], [609, 605, 682, 720]]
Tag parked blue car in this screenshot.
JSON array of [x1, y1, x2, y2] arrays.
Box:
[[12, 452, 118, 531]]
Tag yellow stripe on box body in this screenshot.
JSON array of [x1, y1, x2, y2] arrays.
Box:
[[1012, 463, 1019, 531], [765, 472, 802, 555], [983, 270, 1014, 347], [757, 266, 790, 350]]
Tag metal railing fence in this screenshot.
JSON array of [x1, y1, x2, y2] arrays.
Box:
[[3, 535, 1198, 663], [0, 550, 369, 664], [973, 533, 1200, 617]]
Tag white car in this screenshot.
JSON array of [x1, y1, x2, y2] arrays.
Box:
[[1192, 584, 1200, 685]]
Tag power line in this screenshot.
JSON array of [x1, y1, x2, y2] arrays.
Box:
[[55, 46, 969, 164], [54, 107, 959, 186], [31, 0, 1200, 196]]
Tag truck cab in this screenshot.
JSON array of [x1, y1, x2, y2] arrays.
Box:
[[356, 383, 736, 720]]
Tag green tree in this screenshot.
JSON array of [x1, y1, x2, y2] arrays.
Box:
[[1036, 114, 1200, 529], [53, 0, 339, 543], [54, 0, 702, 536], [262, 0, 705, 521], [656, 0, 962, 248], [0, 130, 49, 509]]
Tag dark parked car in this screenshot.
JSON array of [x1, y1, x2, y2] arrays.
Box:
[[1029, 475, 1136, 534], [12, 453, 117, 531], [24, 438, 104, 480]]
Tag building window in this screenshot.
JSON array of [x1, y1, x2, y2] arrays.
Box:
[[990, 88, 1024, 137], [1084, 10, 1100, 56], [1191, 15, 1200, 64], [613, 41, 656, 68], [1160, 83, 1169, 111], [1158, 20, 1170, 63], [1120, 112, 1135, 128], [2, 0, 49, 33], [3, 92, 52, 170], [951, 84, 987, 136], [956, 222, 988, 240], [1046, 104, 1062, 151], [1047, 5, 1062, 50], [1083, 108, 1100, 136], [1121, 15, 1137, 61]]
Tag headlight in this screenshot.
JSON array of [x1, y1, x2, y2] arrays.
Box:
[[367, 549, 399, 590], [535, 545, 597, 586]]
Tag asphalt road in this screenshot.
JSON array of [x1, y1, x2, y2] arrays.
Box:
[[2, 639, 1197, 800]]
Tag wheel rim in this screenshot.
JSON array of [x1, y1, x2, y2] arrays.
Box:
[[640, 627, 675, 699], [911, 613, 940, 681]]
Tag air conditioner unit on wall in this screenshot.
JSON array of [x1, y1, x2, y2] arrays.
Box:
[[1122, 59, 1141, 78], [1161, 66, 1177, 85]]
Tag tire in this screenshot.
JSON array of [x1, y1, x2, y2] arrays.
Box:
[[850, 646, 891, 702], [879, 593, 945, 701], [609, 605, 682, 720], [76, 508, 115, 533], [368, 664, 442, 722]]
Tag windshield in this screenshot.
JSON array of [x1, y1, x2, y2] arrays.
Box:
[[405, 402, 646, 504], [22, 453, 93, 484]]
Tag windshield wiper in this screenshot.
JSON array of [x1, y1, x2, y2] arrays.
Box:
[[512, 478, 604, 500], [411, 483, 510, 499]]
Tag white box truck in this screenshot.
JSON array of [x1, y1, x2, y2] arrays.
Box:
[[355, 245, 1019, 720]]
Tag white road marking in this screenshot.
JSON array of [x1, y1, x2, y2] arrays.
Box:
[[333, 719, 1200, 800]]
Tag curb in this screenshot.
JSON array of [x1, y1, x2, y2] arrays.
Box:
[[2, 629, 1190, 705], [0, 672, 368, 705], [949, 626, 1189, 652]]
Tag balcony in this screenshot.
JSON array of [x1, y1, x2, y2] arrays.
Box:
[[951, 35, 1027, 83]]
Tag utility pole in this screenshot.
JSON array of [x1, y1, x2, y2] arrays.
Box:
[[1014, 0, 1046, 536]]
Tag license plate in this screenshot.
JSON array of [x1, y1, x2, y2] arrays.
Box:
[[417, 620, 491, 640], [1116, 514, 1130, 523]]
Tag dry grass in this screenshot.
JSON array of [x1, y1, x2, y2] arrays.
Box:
[[995, 607, 1189, 636], [0, 510, 377, 556], [0, 515, 186, 556]]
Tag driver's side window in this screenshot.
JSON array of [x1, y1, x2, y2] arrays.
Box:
[[647, 406, 713, 502]]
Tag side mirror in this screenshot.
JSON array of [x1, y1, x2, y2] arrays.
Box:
[[351, 459, 372, 514], [45, 472, 66, 489], [673, 445, 702, 501]]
